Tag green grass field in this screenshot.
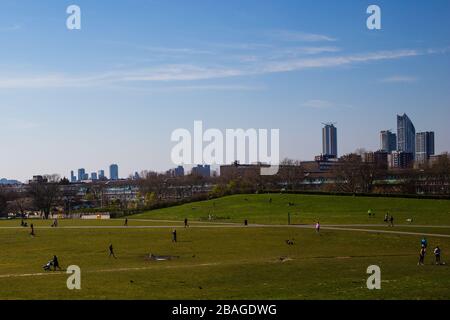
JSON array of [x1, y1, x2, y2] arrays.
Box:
[[1, 194, 449, 300], [132, 193, 450, 225]]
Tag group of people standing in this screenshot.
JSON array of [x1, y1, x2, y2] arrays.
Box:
[[418, 237, 443, 266]]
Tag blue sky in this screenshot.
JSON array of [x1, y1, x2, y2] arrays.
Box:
[[1, 0, 449, 181]]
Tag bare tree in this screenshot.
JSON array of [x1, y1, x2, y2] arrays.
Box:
[[7, 190, 33, 218], [0, 187, 10, 217], [28, 179, 61, 219], [278, 158, 304, 190], [333, 154, 378, 193], [44, 174, 61, 183], [138, 171, 169, 201]]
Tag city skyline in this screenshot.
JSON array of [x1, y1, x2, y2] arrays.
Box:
[[1, 0, 450, 181], [0, 111, 445, 183]]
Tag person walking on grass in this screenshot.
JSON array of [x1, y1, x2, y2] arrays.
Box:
[[109, 244, 117, 259], [53, 255, 62, 271], [184, 218, 189, 228], [389, 215, 394, 227], [315, 221, 321, 233], [30, 223, 35, 237], [172, 229, 177, 243], [418, 246, 426, 266], [434, 246, 442, 265], [124, 218, 128, 227]]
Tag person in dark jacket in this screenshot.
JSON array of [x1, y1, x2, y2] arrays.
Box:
[[53, 255, 61, 271]]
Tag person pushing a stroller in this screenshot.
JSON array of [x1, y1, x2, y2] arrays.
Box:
[[43, 255, 62, 271]]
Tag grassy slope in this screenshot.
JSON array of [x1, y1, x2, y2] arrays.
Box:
[[1, 194, 450, 300], [131, 194, 450, 225], [1, 225, 449, 299]]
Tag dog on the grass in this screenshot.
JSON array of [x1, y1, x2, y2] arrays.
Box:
[[285, 240, 295, 245]]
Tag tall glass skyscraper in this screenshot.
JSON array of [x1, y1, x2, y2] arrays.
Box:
[[397, 114, 416, 157], [70, 170, 77, 183], [322, 123, 338, 158], [109, 164, 119, 180], [77, 168, 86, 182], [416, 131, 435, 163], [380, 130, 397, 152]]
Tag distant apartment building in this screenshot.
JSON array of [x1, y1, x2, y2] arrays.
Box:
[[91, 172, 98, 181], [98, 170, 105, 180], [313, 154, 339, 171], [30, 175, 48, 184], [220, 163, 266, 179], [168, 166, 185, 177], [362, 152, 375, 163], [388, 151, 414, 169], [174, 166, 185, 177], [373, 150, 389, 169], [109, 164, 119, 180], [70, 171, 77, 183], [380, 130, 397, 152], [77, 168, 86, 182], [429, 153, 450, 166], [191, 165, 211, 178], [322, 123, 338, 158], [416, 131, 435, 164], [362, 151, 389, 169], [397, 114, 416, 158]]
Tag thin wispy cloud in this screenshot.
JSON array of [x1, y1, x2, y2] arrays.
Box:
[[0, 48, 439, 89], [262, 49, 420, 73], [103, 40, 214, 56], [211, 42, 274, 50], [293, 46, 341, 55], [118, 84, 265, 93], [122, 65, 245, 82], [380, 75, 419, 83], [270, 30, 337, 42], [120, 49, 424, 81], [136, 45, 213, 55]]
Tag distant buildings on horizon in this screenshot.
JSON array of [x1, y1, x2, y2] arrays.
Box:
[[0, 178, 21, 185], [322, 123, 338, 159], [387, 113, 435, 168], [191, 164, 211, 178], [317, 113, 437, 170], [70, 164, 120, 183], [3, 112, 445, 185], [110, 164, 119, 181], [66, 114, 440, 183], [397, 113, 416, 156], [380, 130, 397, 153]]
